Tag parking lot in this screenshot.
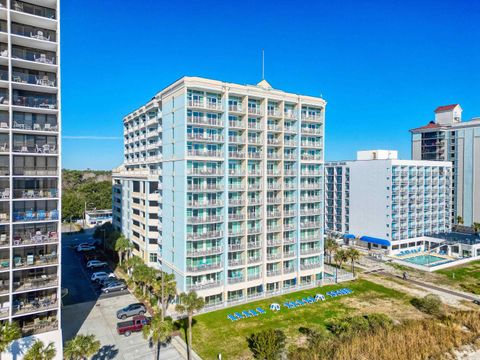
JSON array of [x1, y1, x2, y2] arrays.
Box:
[[61, 230, 183, 359]]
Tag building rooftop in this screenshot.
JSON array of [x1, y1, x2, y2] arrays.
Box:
[[434, 104, 459, 113]]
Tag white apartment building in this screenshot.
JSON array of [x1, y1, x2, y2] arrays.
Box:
[[325, 150, 452, 254], [411, 104, 480, 227], [113, 76, 326, 308], [0, 1, 62, 359]]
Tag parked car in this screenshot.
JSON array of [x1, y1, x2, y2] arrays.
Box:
[[86, 260, 108, 269], [76, 243, 95, 252], [98, 277, 117, 286], [116, 303, 147, 320], [91, 271, 115, 282], [101, 280, 126, 293], [473, 299, 480, 306], [116, 315, 150, 336]]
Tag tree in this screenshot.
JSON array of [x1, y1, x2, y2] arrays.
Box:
[[152, 272, 177, 319], [142, 315, 173, 360], [473, 222, 480, 234], [324, 238, 339, 265], [175, 291, 205, 360], [247, 329, 286, 360], [333, 249, 348, 283], [133, 263, 156, 297], [24, 340, 56, 360], [456, 216, 464, 225], [114, 235, 131, 266], [64, 334, 101, 360], [345, 248, 361, 277], [0, 322, 21, 360], [125, 255, 143, 276]]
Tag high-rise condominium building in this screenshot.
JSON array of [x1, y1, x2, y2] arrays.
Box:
[[325, 150, 452, 254], [113, 77, 326, 308], [0, 0, 62, 358], [411, 104, 480, 227]]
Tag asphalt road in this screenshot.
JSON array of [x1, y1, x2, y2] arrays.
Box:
[[61, 230, 128, 306]]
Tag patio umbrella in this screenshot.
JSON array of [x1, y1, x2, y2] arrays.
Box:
[[315, 294, 325, 301], [270, 303, 280, 311]]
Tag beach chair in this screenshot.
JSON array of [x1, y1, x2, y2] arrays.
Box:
[[234, 312, 244, 319], [283, 302, 291, 309], [306, 296, 315, 303], [288, 301, 296, 308], [303, 298, 312, 304], [256, 307, 266, 314], [242, 310, 251, 318], [295, 300, 303, 306], [249, 309, 259, 316], [227, 314, 237, 321], [344, 288, 352, 294]]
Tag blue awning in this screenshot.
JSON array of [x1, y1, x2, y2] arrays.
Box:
[[359, 236, 391, 247], [343, 234, 355, 239]]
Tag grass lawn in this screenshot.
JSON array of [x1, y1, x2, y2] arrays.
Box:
[[436, 260, 480, 294], [187, 280, 410, 359]]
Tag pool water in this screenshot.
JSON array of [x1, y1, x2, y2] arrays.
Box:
[[403, 254, 447, 266]]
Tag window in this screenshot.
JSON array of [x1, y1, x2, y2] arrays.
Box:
[[149, 253, 158, 263]]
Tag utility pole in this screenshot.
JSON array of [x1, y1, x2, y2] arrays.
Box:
[[83, 201, 86, 228]]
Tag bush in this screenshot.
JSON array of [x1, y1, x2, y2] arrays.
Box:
[[326, 313, 393, 337], [411, 294, 444, 317], [247, 329, 286, 360]]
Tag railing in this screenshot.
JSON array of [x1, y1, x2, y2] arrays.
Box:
[[283, 267, 295, 273], [283, 237, 296, 244], [12, 298, 58, 315], [228, 151, 245, 158], [13, 189, 58, 199], [13, 96, 57, 109], [187, 200, 222, 207], [228, 259, 244, 267], [12, 1, 56, 19], [13, 167, 58, 176], [13, 231, 58, 246], [247, 227, 262, 234], [228, 105, 243, 112], [228, 243, 243, 251], [12, 72, 56, 87], [267, 253, 281, 261], [187, 149, 223, 157], [229, 120, 245, 128], [13, 254, 58, 268], [13, 122, 58, 132], [22, 320, 58, 337], [186, 247, 223, 257], [228, 276, 244, 284], [187, 231, 223, 240], [247, 241, 261, 249], [13, 144, 57, 154], [188, 168, 221, 176], [187, 215, 223, 224], [300, 262, 321, 270], [247, 257, 261, 264], [12, 25, 56, 42], [13, 210, 59, 222], [267, 239, 281, 246], [248, 107, 262, 116], [187, 281, 221, 291], [187, 263, 222, 272], [187, 184, 223, 191], [187, 116, 223, 127], [284, 252, 296, 258], [247, 273, 262, 281], [301, 247, 322, 255], [267, 270, 281, 277]]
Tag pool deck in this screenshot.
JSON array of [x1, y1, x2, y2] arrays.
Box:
[[391, 252, 480, 272]]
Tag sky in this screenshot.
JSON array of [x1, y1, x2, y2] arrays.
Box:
[[61, 0, 480, 170]]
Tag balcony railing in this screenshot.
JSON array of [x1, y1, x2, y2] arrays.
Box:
[[187, 280, 221, 291], [13, 189, 58, 199], [187, 116, 223, 127], [228, 259, 244, 267], [12, 1, 56, 19], [187, 199, 223, 208], [187, 168, 221, 176], [300, 262, 321, 270], [267, 270, 281, 277], [13, 210, 59, 222], [187, 263, 222, 272], [13, 167, 58, 176], [186, 231, 223, 240], [186, 246, 223, 257], [13, 231, 58, 246], [247, 241, 261, 249], [12, 297, 58, 316], [187, 149, 222, 157], [228, 276, 244, 284], [13, 122, 58, 132], [13, 253, 58, 268], [187, 215, 223, 224], [187, 184, 223, 191], [13, 96, 57, 109], [22, 319, 58, 337], [13, 144, 57, 154], [12, 72, 56, 87]]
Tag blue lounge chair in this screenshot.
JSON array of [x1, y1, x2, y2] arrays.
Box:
[[242, 310, 251, 318], [307, 296, 315, 303], [249, 309, 259, 316], [283, 302, 291, 309], [289, 301, 296, 308], [344, 288, 352, 294], [303, 298, 312, 304], [227, 314, 237, 321], [295, 300, 303, 306], [234, 312, 243, 319], [256, 307, 266, 314]]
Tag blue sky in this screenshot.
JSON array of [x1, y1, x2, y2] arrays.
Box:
[[61, 0, 480, 170]]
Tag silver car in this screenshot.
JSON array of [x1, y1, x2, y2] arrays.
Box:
[[116, 303, 146, 319], [101, 280, 126, 294]]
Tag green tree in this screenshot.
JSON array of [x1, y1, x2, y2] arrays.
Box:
[[345, 247, 361, 276], [333, 249, 348, 283], [114, 235, 131, 266], [142, 315, 173, 360], [61, 191, 84, 220], [324, 238, 339, 265], [0, 322, 21, 360], [152, 272, 177, 318], [175, 291, 205, 360], [456, 216, 464, 225], [24, 340, 56, 360], [247, 329, 286, 360], [473, 222, 480, 234], [133, 263, 157, 297], [64, 334, 101, 360]]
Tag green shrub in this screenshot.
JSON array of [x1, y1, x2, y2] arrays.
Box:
[[247, 329, 286, 360], [326, 313, 393, 337], [411, 294, 444, 317]]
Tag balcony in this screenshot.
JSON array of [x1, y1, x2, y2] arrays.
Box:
[[267, 270, 281, 277], [229, 136, 245, 144], [228, 213, 244, 221], [248, 151, 262, 159], [13, 230, 58, 246], [187, 115, 223, 127], [228, 259, 244, 267], [266, 239, 282, 246], [187, 149, 223, 158], [11, 23, 57, 43], [248, 107, 262, 116], [247, 227, 262, 235], [187, 263, 222, 273], [187, 133, 223, 143], [228, 228, 244, 237], [13, 209, 58, 222], [13, 188, 58, 199], [188, 167, 222, 176], [228, 104, 243, 113], [301, 247, 322, 255], [300, 262, 321, 270], [12, 297, 58, 316], [13, 167, 58, 176], [187, 215, 223, 224], [247, 212, 261, 220], [301, 114, 322, 122], [283, 237, 296, 244], [187, 184, 223, 192], [229, 120, 245, 129], [12, 1, 56, 20], [247, 183, 261, 191], [300, 236, 319, 243], [228, 276, 244, 284], [229, 198, 245, 206], [228, 243, 244, 251], [267, 197, 281, 205], [12, 71, 56, 88], [187, 199, 223, 208], [13, 121, 58, 132], [228, 151, 245, 159], [13, 253, 58, 269], [247, 256, 261, 265], [283, 266, 295, 274], [247, 273, 262, 281], [186, 231, 223, 240], [267, 211, 281, 218], [13, 93, 57, 110], [284, 251, 296, 259], [247, 241, 261, 249], [188, 100, 223, 111], [187, 280, 221, 291], [186, 247, 223, 257], [267, 253, 281, 261]]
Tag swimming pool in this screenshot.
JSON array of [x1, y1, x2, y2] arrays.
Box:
[[402, 254, 450, 266]]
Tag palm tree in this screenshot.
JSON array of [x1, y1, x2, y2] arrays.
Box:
[[345, 248, 361, 277], [133, 263, 157, 297], [333, 249, 348, 283], [114, 235, 131, 266], [24, 340, 56, 360], [324, 238, 339, 265], [0, 322, 21, 360], [142, 314, 173, 360], [153, 272, 177, 319], [175, 291, 205, 360], [64, 334, 101, 360], [473, 222, 480, 234], [125, 255, 143, 276], [456, 216, 464, 225]]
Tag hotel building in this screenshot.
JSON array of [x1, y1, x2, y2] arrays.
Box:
[[113, 76, 326, 307], [0, 0, 62, 358], [411, 104, 480, 227], [325, 150, 452, 253]]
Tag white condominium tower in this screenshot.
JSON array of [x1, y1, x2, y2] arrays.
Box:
[[113, 76, 326, 308], [0, 0, 62, 359], [411, 104, 480, 227], [325, 150, 452, 254]]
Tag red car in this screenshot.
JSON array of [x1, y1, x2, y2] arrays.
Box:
[[116, 315, 150, 336]]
